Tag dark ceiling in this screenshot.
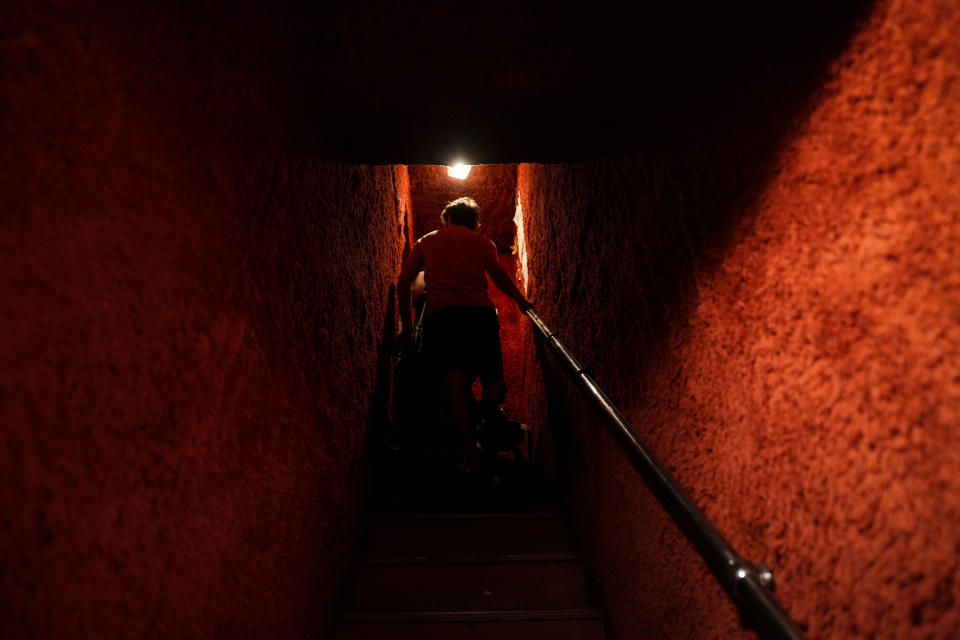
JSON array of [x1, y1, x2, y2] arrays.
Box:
[[307, 1, 872, 163], [181, 0, 870, 164]]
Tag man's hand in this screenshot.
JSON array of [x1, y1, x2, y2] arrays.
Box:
[[396, 324, 414, 350], [486, 258, 534, 315]]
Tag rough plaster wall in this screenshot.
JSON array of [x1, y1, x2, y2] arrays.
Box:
[[517, 0, 959, 637], [518, 157, 753, 640], [1, 3, 408, 638], [410, 164, 518, 252], [490, 254, 527, 423]]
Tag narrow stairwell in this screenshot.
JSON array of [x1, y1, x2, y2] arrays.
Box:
[[336, 452, 608, 639]]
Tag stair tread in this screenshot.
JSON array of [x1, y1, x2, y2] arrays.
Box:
[[337, 617, 607, 640], [364, 551, 582, 565], [345, 607, 604, 623], [374, 511, 565, 522], [367, 514, 573, 556], [352, 558, 588, 611], [354, 453, 607, 638]]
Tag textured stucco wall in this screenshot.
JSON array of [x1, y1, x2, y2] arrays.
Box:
[[410, 164, 518, 253], [1, 3, 408, 638], [517, 0, 959, 638]]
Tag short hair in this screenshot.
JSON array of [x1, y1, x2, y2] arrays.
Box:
[[441, 197, 480, 230]]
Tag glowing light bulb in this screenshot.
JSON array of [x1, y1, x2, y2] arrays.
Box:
[[447, 163, 472, 180]]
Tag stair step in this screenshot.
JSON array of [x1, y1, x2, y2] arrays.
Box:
[[337, 609, 606, 640], [367, 513, 572, 557], [365, 551, 582, 564], [352, 557, 588, 611], [375, 454, 557, 514]]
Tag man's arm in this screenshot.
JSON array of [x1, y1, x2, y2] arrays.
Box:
[[484, 246, 532, 311], [397, 246, 424, 342]]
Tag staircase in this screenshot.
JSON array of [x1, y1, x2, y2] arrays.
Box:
[[335, 451, 607, 639]]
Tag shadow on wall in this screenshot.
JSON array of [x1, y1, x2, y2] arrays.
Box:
[[518, 25, 878, 502], [520, 0, 876, 419], [367, 284, 397, 451]]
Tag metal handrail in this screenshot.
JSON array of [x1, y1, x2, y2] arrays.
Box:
[[524, 308, 806, 640]]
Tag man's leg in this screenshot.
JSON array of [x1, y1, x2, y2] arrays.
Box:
[[445, 368, 481, 470], [481, 377, 506, 404]]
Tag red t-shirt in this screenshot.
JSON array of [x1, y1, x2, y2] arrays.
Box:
[[404, 225, 499, 317]]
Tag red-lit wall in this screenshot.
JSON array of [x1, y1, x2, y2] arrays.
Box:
[[1, 4, 409, 638], [517, 0, 960, 637], [410, 164, 518, 253]]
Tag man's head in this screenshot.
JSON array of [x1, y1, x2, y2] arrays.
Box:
[[441, 197, 480, 230]]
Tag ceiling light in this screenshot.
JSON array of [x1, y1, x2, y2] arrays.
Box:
[[447, 162, 472, 180]]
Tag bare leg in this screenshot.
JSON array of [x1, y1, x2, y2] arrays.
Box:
[[446, 369, 480, 470]]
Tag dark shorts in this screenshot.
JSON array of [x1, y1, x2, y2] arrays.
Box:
[[421, 305, 503, 384]]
